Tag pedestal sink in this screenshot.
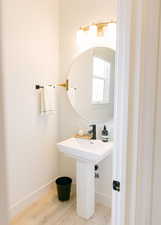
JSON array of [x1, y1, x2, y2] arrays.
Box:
[[57, 138, 113, 219]]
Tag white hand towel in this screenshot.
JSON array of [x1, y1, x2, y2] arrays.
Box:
[[40, 86, 56, 115]]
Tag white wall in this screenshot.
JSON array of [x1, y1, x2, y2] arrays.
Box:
[[1, 0, 59, 216], [59, 0, 116, 205]]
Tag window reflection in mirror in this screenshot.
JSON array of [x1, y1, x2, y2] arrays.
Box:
[[92, 56, 111, 104]]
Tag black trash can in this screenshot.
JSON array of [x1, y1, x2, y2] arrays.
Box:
[[56, 177, 72, 201]]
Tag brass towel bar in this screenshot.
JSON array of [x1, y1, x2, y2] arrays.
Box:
[[35, 80, 69, 91]]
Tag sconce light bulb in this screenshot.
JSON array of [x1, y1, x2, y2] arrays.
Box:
[[77, 29, 85, 45]]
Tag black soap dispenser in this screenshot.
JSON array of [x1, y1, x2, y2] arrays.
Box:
[[101, 126, 109, 142]]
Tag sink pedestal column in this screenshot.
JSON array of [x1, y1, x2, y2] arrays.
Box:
[[76, 161, 95, 219]]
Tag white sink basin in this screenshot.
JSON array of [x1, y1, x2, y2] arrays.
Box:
[[57, 137, 113, 220], [57, 137, 113, 163]]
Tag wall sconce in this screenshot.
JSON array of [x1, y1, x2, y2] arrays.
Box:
[[76, 20, 116, 50]]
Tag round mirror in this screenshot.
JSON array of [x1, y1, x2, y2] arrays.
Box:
[[67, 47, 115, 123]]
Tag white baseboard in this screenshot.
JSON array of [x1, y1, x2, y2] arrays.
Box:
[[10, 178, 56, 219], [95, 192, 112, 208]]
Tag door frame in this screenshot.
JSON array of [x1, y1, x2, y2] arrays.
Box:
[[113, 0, 161, 225], [151, 13, 161, 225]]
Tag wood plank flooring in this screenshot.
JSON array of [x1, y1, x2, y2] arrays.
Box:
[[11, 185, 111, 225]]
